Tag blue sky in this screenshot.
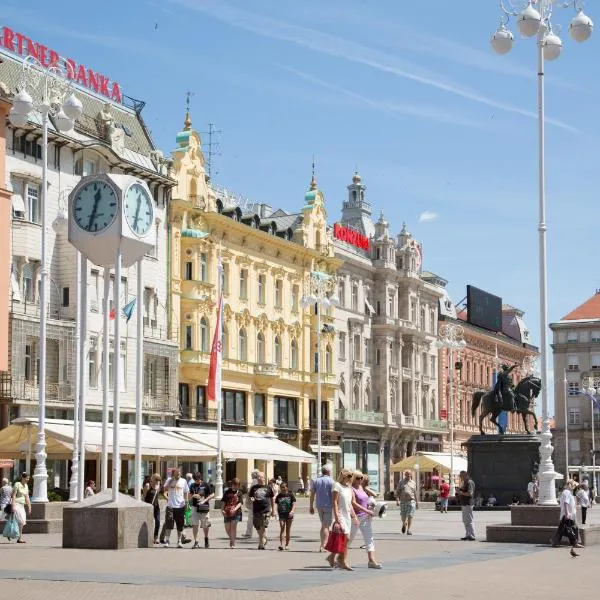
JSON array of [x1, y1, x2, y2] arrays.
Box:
[[2, 1, 599, 408]]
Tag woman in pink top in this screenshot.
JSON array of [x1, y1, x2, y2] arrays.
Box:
[[349, 470, 382, 569]]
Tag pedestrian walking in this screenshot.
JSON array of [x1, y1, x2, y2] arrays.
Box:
[[0, 478, 12, 519], [395, 470, 418, 535], [551, 479, 584, 551], [439, 479, 450, 513], [161, 467, 190, 548], [527, 476, 539, 504], [349, 470, 382, 569], [325, 469, 358, 571], [248, 472, 275, 550], [144, 473, 162, 544], [275, 482, 296, 550], [309, 464, 334, 552], [11, 472, 31, 543], [457, 470, 476, 541], [189, 472, 214, 549], [576, 482, 590, 525], [242, 469, 259, 538], [221, 478, 244, 548]]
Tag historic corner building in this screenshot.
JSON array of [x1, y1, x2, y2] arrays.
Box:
[[550, 291, 600, 476], [169, 112, 340, 486], [439, 298, 538, 458], [332, 172, 446, 495], [0, 33, 178, 486]]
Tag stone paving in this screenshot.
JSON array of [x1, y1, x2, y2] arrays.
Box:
[[0, 507, 596, 599]]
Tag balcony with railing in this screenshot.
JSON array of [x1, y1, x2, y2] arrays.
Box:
[[12, 220, 42, 262], [181, 279, 215, 302], [352, 360, 364, 372], [389, 365, 399, 378], [0, 377, 73, 404], [143, 394, 174, 413], [393, 413, 448, 432], [335, 408, 384, 426], [255, 363, 280, 377]]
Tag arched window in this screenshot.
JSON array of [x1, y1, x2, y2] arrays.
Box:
[[274, 335, 282, 366], [325, 344, 332, 373], [290, 339, 298, 370], [257, 332, 265, 364], [222, 326, 229, 359], [238, 328, 247, 361], [200, 318, 208, 352]]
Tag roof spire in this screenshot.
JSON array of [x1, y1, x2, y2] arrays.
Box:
[[184, 90, 193, 130], [309, 155, 317, 191]]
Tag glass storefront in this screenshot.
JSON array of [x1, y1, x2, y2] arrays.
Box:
[[341, 439, 380, 494]]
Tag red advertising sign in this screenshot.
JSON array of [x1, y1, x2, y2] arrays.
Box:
[[333, 223, 370, 251], [1, 26, 122, 103], [440, 409, 448, 420]]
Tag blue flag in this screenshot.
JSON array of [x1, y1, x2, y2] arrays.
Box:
[[122, 297, 137, 323]]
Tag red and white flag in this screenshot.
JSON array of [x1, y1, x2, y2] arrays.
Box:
[[207, 291, 223, 404]]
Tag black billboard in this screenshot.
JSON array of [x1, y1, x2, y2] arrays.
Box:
[[467, 285, 502, 332]]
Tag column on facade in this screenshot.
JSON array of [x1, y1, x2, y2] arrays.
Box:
[[189, 384, 198, 420]]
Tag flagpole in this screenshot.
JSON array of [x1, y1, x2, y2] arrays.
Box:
[[101, 269, 110, 491], [135, 259, 143, 500], [215, 247, 224, 500]]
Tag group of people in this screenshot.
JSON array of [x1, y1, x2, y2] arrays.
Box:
[[550, 478, 592, 554]]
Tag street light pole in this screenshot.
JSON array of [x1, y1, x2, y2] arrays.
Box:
[[490, 0, 593, 506], [581, 376, 598, 494], [8, 56, 83, 503], [563, 370, 569, 478], [437, 322, 466, 497]]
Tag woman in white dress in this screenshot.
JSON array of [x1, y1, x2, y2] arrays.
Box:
[[326, 469, 359, 571]]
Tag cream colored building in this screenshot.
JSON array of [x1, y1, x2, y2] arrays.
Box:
[[170, 112, 340, 485]]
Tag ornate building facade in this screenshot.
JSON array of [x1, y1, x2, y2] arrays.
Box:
[[440, 303, 538, 457], [0, 43, 178, 487], [333, 173, 446, 494], [170, 112, 340, 485]]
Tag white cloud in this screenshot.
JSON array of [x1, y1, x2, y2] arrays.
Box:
[[172, 0, 580, 134], [418, 211, 438, 223]]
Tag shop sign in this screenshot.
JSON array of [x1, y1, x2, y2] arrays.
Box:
[[1, 26, 122, 103], [333, 223, 369, 251]]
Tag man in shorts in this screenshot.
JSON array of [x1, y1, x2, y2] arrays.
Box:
[[189, 472, 214, 548], [395, 470, 418, 535], [309, 465, 334, 552], [248, 472, 275, 549]]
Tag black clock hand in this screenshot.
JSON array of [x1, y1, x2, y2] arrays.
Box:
[[133, 192, 142, 228], [87, 189, 102, 230]]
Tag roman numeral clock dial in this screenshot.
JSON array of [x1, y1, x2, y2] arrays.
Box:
[[72, 181, 118, 233]]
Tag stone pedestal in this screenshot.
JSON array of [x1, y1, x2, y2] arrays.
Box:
[[464, 434, 540, 506], [63, 489, 153, 549], [24, 502, 66, 534]]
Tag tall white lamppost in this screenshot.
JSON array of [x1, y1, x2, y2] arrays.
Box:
[[436, 323, 466, 496], [581, 376, 599, 494], [9, 56, 83, 502], [563, 370, 569, 478], [490, 0, 593, 505], [413, 463, 421, 502], [301, 271, 339, 470]]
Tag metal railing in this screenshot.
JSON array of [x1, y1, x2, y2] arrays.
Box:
[[335, 408, 384, 425], [1, 376, 73, 403]]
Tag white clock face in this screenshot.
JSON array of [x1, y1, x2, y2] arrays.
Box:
[[72, 180, 118, 233], [124, 183, 153, 237]]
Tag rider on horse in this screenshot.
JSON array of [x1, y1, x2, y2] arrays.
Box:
[[493, 364, 518, 412]]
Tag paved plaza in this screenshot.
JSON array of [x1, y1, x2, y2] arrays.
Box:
[[0, 507, 596, 599]]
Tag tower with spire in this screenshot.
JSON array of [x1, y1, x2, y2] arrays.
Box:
[[340, 171, 374, 238]]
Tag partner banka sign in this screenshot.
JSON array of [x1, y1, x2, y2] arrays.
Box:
[[0, 26, 122, 103]]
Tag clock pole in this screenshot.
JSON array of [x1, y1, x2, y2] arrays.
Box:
[[134, 258, 143, 500], [69, 251, 81, 502], [77, 259, 88, 501], [101, 269, 110, 491], [112, 249, 122, 502]]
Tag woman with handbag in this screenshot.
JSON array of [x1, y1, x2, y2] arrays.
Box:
[[221, 478, 244, 548], [551, 479, 584, 551], [11, 472, 31, 543], [349, 470, 382, 569], [325, 469, 359, 571], [144, 473, 162, 545]]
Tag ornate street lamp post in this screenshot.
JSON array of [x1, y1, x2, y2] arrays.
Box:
[[301, 271, 338, 470], [581, 376, 599, 494], [490, 0, 593, 505], [436, 323, 466, 496], [9, 56, 82, 502]]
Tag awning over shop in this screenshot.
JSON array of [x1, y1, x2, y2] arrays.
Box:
[[391, 451, 467, 474], [309, 444, 342, 455], [180, 429, 316, 463], [0, 418, 316, 464]]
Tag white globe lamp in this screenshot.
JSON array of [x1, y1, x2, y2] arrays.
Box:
[[517, 3, 542, 38], [62, 93, 83, 120], [569, 11, 593, 42], [491, 26, 514, 54], [542, 32, 563, 61]]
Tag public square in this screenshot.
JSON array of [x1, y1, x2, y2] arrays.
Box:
[[0, 506, 596, 599]]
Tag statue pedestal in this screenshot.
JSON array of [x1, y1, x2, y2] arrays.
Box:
[[464, 434, 540, 506], [62, 490, 153, 549]]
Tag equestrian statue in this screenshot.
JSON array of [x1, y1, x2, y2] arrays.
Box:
[[471, 364, 541, 435]]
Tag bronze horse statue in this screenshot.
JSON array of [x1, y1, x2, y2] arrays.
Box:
[[471, 375, 541, 435]]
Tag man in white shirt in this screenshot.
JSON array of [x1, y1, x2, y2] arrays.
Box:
[[550, 479, 583, 549], [162, 467, 190, 548]]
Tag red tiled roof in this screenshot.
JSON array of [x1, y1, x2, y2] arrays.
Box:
[[562, 293, 600, 321]]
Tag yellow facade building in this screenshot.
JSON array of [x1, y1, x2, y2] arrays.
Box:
[[169, 113, 340, 485]]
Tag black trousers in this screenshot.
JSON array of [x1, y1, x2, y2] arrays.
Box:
[[153, 504, 160, 539], [581, 507, 588, 525], [551, 517, 579, 546]]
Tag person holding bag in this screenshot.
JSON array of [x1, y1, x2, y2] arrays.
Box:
[[325, 469, 359, 571], [551, 479, 584, 552], [144, 473, 162, 545], [11, 472, 31, 543], [221, 478, 244, 548]]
